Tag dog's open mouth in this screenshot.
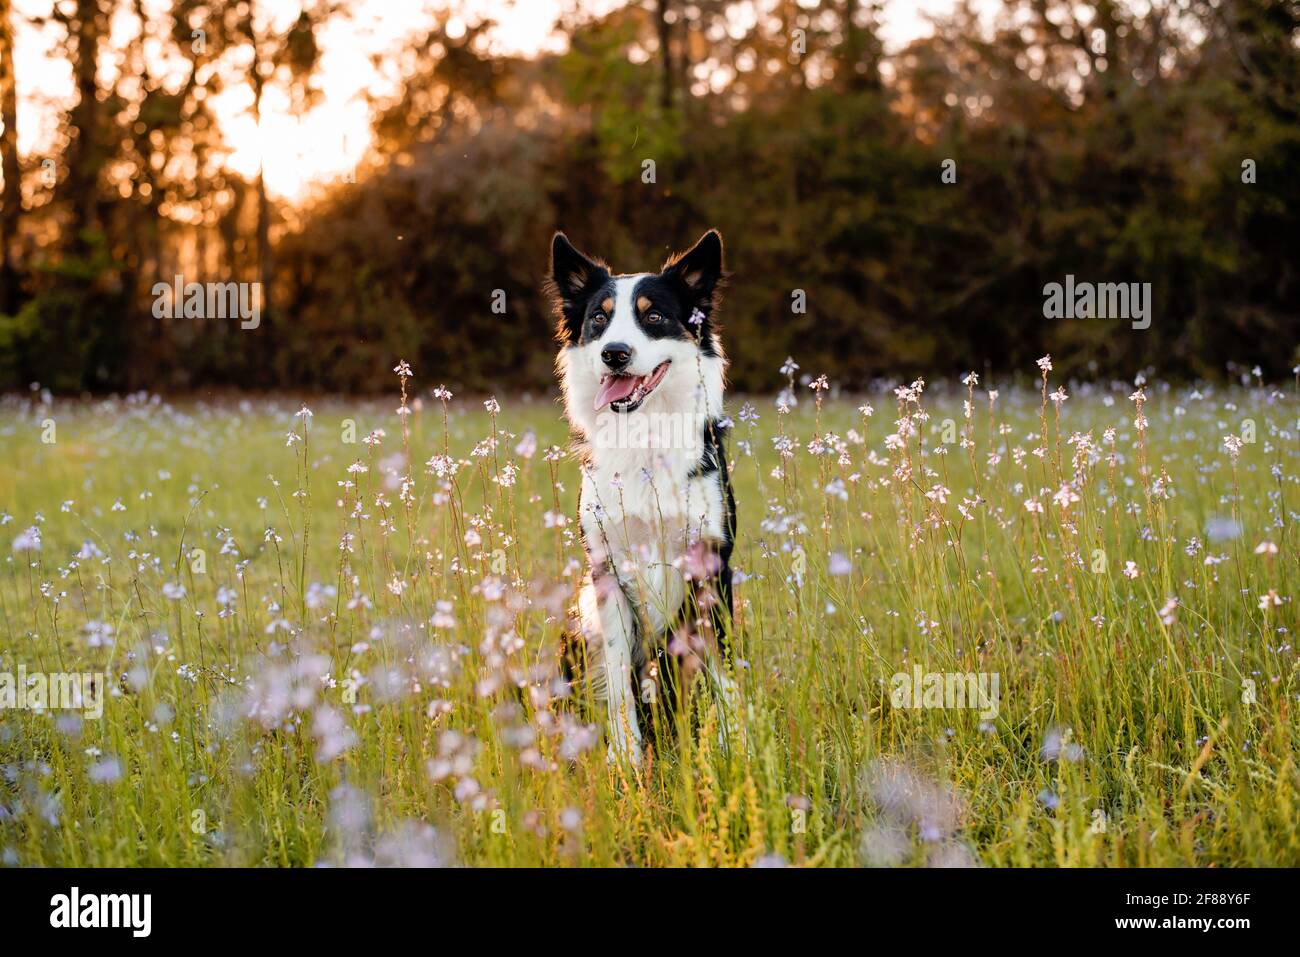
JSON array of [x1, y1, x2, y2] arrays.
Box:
[[594, 361, 671, 412]]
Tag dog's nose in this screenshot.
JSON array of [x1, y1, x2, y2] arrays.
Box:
[[601, 342, 632, 370]]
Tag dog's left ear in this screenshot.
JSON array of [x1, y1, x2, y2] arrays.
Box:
[[663, 229, 724, 314]]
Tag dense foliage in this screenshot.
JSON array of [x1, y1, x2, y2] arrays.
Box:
[[1, 1, 1297, 394]]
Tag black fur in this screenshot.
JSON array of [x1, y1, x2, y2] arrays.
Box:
[[547, 233, 610, 345], [637, 416, 738, 744], [551, 229, 737, 755], [547, 230, 726, 352]]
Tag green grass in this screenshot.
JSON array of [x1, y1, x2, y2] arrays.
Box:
[[0, 365, 1297, 867]]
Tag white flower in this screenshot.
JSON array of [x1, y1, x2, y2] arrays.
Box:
[[1258, 590, 1282, 611]]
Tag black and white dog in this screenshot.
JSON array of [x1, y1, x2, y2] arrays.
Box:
[[548, 230, 737, 764]]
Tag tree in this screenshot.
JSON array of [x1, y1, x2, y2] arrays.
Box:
[[0, 0, 19, 312]]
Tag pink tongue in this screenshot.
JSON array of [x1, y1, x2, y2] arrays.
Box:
[[595, 375, 640, 410]]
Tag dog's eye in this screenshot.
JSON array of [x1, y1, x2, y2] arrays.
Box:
[[644, 311, 664, 325], [591, 312, 607, 325]]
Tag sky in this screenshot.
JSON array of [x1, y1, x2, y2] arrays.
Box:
[[11, 0, 972, 201]]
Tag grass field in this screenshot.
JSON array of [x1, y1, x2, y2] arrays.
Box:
[[1, 360, 1297, 867]]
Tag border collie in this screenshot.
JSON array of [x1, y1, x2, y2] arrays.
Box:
[[548, 230, 737, 764]]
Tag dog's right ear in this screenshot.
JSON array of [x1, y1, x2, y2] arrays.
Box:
[[547, 232, 608, 344]]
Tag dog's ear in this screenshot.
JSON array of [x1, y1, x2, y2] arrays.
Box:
[[548, 232, 608, 344], [663, 229, 724, 315]]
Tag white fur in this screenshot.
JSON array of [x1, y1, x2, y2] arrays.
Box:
[[559, 274, 729, 763]]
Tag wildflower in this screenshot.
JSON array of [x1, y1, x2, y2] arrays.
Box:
[[1158, 597, 1179, 626], [75, 541, 103, 561], [1040, 727, 1083, 763], [87, 758, 123, 784], [1051, 485, 1080, 509], [1205, 517, 1241, 543], [1036, 355, 1053, 373], [860, 759, 965, 863], [431, 600, 456, 630], [515, 431, 537, 459], [1258, 590, 1282, 611], [82, 620, 115, 648], [925, 485, 950, 505], [1255, 541, 1278, 555], [393, 360, 413, 378], [12, 526, 40, 552], [312, 705, 357, 762], [1123, 561, 1139, 579], [426, 453, 457, 479]]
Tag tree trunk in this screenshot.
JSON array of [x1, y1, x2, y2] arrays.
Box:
[[0, 0, 20, 311], [65, 0, 105, 253], [656, 0, 674, 110], [250, 1, 271, 318]]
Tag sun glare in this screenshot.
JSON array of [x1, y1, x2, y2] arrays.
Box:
[[13, 0, 960, 203]]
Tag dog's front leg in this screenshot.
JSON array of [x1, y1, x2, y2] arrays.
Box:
[[584, 575, 643, 765]]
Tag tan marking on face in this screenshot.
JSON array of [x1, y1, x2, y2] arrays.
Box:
[[636, 295, 652, 314], [600, 296, 614, 315]]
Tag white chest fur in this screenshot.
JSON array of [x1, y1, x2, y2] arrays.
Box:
[[560, 337, 728, 637], [579, 443, 725, 635]]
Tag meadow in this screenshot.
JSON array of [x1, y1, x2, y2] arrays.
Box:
[[0, 358, 1296, 867]]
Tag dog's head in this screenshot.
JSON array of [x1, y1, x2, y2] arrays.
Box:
[[548, 230, 726, 437]]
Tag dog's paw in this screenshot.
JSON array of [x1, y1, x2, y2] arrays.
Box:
[[711, 672, 744, 750]]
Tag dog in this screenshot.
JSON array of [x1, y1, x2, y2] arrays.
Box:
[[548, 229, 737, 764]]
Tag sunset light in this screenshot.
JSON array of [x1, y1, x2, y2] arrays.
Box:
[[12, 0, 965, 201]]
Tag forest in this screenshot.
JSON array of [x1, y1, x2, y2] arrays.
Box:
[[0, 0, 1296, 394]]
